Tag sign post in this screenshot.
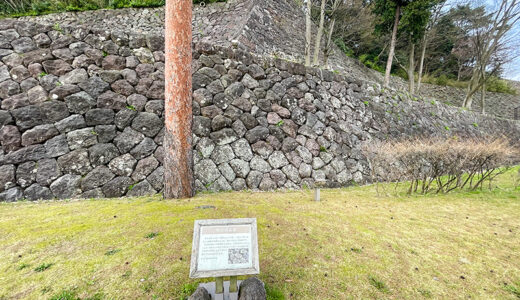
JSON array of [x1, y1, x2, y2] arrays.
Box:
[[190, 218, 260, 299]]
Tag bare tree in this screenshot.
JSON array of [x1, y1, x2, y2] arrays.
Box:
[[313, 0, 327, 65], [383, 2, 402, 88], [417, 0, 448, 91], [164, 0, 194, 199], [305, 0, 313, 66], [323, 0, 343, 67], [463, 0, 520, 109]]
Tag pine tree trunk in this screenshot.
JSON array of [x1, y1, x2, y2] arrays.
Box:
[[312, 0, 326, 66], [417, 35, 427, 91], [163, 0, 194, 199], [408, 42, 415, 94], [305, 0, 312, 66], [384, 5, 400, 88]]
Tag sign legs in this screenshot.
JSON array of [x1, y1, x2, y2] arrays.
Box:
[[229, 276, 238, 293], [216, 277, 224, 294]]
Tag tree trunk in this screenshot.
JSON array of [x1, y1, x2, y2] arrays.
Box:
[[305, 0, 312, 66], [384, 5, 400, 88], [463, 70, 480, 109], [163, 0, 194, 199], [312, 0, 326, 66], [323, 18, 336, 67], [408, 42, 415, 94], [417, 35, 427, 91], [481, 81, 486, 114]]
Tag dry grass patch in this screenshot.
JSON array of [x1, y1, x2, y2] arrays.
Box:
[[0, 167, 519, 299]]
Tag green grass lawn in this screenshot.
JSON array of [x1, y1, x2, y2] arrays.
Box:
[[1, 168, 520, 300]]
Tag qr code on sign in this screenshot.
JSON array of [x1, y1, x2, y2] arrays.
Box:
[[228, 248, 248, 264]]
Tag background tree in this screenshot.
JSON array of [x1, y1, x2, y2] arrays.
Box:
[[398, 0, 438, 93], [373, 0, 413, 88], [462, 0, 520, 108], [305, 0, 313, 66]]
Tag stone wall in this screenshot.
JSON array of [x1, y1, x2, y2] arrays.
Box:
[[1, 19, 520, 201]]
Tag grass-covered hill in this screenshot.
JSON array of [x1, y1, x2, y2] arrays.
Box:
[[1, 167, 519, 299]]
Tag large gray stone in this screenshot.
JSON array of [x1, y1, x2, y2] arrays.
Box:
[[131, 112, 162, 137], [0, 125, 21, 153], [57, 149, 92, 175], [50, 84, 81, 100], [64, 91, 96, 114], [50, 174, 82, 199], [36, 158, 61, 186], [268, 151, 289, 169], [21, 124, 59, 146], [231, 138, 253, 161], [0, 80, 20, 99], [193, 116, 211, 137], [67, 128, 97, 150], [97, 91, 127, 110], [250, 156, 272, 172], [195, 159, 220, 186], [85, 109, 114, 126], [245, 126, 269, 144], [131, 156, 159, 182], [89, 143, 119, 167], [1, 93, 29, 110], [130, 137, 157, 160], [0, 164, 16, 192], [238, 277, 266, 300], [59, 68, 88, 84], [246, 170, 263, 189], [11, 105, 44, 130], [229, 159, 250, 178], [210, 145, 235, 164], [147, 166, 164, 191], [16, 161, 36, 188], [95, 125, 117, 143], [81, 166, 116, 191], [127, 180, 156, 197], [55, 114, 86, 133], [252, 141, 273, 160], [39, 100, 70, 123], [24, 184, 53, 201], [109, 153, 137, 177], [2, 144, 47, 164], [11, 37, 37, 53], [27, 86, 48, 104], [42, 59, 72, 76], [44, 134, 69, 157], [102, 176, 132, 198], [210, 128, 238, 145], [0, 110, 13, 126], [188, 287, 210, 300], [0, 187, 23, 202], [78, 76, 110, 98], [114, 127, 144, 153]]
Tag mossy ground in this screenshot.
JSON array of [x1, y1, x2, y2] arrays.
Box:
[[1, 167, 519, 299]]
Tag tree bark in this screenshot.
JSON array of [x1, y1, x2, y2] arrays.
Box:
[[408, 42, 415, 94], [164, 0, 194, 199], [384, 5, 400, 88], [417, 35, 427, 91], [480, 81, 486, 114], [312, 0, 327, 66], [323, 18, 336, 67], [305, 0, 312, 66]]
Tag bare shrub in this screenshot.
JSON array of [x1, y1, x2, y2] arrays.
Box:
[[365, 137, 518, 194]]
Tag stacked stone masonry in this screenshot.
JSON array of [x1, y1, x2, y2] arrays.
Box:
[[1, 19, 519, 201]]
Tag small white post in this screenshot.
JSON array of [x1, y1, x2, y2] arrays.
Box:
[[314, 187, 320, 201]]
